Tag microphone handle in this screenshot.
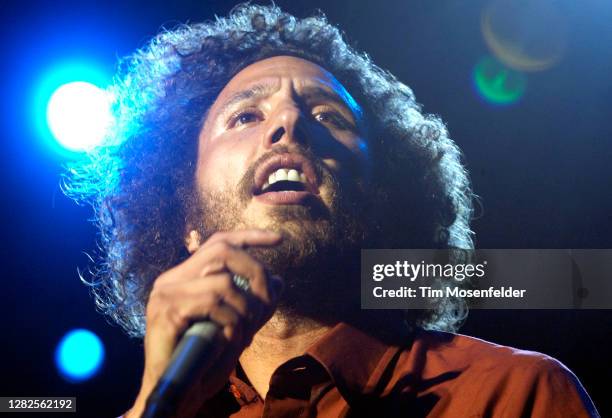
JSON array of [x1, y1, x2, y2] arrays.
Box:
[[142, 274, 250, 418], [142, 321, 223, 418]]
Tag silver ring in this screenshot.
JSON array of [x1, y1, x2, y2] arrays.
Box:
[[232, 274, 251, 293]]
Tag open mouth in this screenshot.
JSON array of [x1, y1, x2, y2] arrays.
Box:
[[252, 154, 320, 204], [260, 168, 308, 193]]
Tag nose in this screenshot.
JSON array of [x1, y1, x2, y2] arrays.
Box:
[[262, 105, 309, 149]]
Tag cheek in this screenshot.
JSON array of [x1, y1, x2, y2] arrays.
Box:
[[195, 131, 260, 193], [324, 127, 369, 157], [343, 134, 369, 161], [326, 134, 370, 175]]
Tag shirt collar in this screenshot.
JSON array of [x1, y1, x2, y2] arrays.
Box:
[[305, 322, 412, 398], [228, 321, 413, 405]]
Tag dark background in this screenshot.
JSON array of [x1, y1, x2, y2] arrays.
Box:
[[1, 0, 611, 416]]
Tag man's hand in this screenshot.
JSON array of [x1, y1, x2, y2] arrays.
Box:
[[125, 229, 283, 418]]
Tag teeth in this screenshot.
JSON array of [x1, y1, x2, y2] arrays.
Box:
[[262, 167, 308, 191], [287, 169, 300, 181], [275, 169, 288, 181]]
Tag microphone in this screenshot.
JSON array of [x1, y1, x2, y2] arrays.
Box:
[[142, 274, 251, 418]]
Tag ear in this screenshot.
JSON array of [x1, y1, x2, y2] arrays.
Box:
[[185, 230, 202, 254]]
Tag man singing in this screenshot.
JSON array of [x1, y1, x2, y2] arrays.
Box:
[[66, 4, 598, 417]]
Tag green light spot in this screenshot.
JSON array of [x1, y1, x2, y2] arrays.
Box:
[[473, 56, 526, 105]]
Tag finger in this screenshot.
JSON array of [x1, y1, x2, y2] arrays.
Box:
[[155, 272, 250, 319], [183, 246, 278, 329], [206, 245, 271, 306], [185, 272, 251, 319], [147, 286, 221, 341], [209, 303, 245, 342], [202, 229, 282, 250], [167, 282, 254, 349], [168, 291, 246, 349], [180, 241, 272, 301], [157, 230, 282, 287], [179, 271, 266, 337], [160, 234, 281, 285], [157, 241, 267, 288]]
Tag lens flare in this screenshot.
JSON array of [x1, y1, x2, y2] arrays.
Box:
[[481, 0, 567, 72], [473, 56, 527, 105], [55, 329, 105, 382]]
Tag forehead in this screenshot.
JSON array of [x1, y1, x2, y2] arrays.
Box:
[[224, 55, 334, 87], [213, 55, 359, 110]]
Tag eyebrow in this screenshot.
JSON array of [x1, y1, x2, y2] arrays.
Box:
[[216, 83, 277, 117], [301, 86, 361, 116], [215, 82, 363, 122], [300, 85, 364, 127]]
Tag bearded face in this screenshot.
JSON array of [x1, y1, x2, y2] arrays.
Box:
[[187, 56, 377, 321]]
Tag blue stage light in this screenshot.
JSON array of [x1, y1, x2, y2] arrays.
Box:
[[46, 81, 112, 152], [33, 61, 112, 157], [55, 329, 105, 382]]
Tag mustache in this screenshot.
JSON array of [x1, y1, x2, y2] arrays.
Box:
[[236, 144, 331, 203]]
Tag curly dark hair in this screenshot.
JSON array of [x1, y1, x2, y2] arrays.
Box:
[[64, 4, 474, 337]]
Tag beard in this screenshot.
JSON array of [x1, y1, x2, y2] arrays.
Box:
[[187, 145, 380, 324]]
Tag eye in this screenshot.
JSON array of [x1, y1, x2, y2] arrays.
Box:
[[313, 109, 351, 130], [228, 109, 263, 128]]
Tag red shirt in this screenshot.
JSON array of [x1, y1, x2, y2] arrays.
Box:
[[198, 322, 599, 417]]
